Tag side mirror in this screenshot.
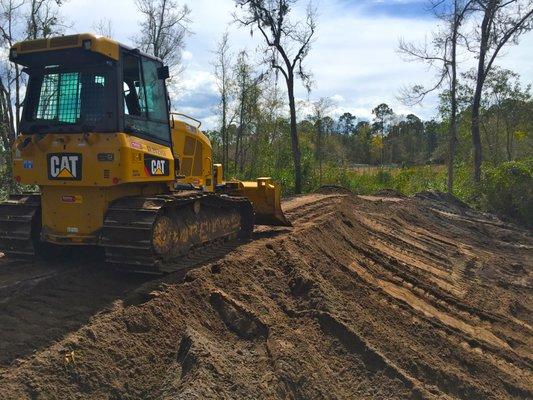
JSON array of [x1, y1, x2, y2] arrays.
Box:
[[157, 65, 170, 80]]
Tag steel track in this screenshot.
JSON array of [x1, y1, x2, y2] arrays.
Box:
[[0, 194, 41, 257], [101, 192, 254, 273]]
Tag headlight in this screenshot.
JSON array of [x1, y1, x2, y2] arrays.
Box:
[[82, 39, 92, 50]]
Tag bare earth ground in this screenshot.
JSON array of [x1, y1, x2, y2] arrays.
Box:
[[0, 189, 531, 399]]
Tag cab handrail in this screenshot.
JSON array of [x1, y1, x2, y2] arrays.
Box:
[[170, 112, 202, 129]]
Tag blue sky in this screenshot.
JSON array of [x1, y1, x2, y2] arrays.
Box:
[[354, 0, 431, 18], [61, 0, 533, 128]]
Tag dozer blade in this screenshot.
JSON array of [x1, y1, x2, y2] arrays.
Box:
[[225, 178, 292, 227]]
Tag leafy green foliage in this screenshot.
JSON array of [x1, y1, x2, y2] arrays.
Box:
[[0, 151, 16, 200], [480, 159, 532, 225], [314, 164, 446, 196]]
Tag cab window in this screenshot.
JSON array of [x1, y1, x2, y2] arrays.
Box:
[[141, 58, 168, 122], [122, 51, 170, 143], [24, 67, 113, 130]]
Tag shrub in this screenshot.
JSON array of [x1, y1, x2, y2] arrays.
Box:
[[376, 169, 391, 184], [480, 158, 532, 226], [392, 165, 446, 195]]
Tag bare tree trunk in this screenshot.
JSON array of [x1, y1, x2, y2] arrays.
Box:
[[448, 109, 458, 194], [471, 5, 490, 183], [30, 0, 38, 39], [505, 119, 512, 161], [14, 65, 21, 132], [0, 82, 16, 147], [221, 94, 227, 177], [287, 74, 302, 194], [0, 88, 13, 151], [317, 119, 323, 185], [471, 78, 484, 182], [235, 84, 245, 176], [214, 32, 231, 179], [448, 6, 459, 195], [380, 130, 384, 168], [239, 133, 248, 174]]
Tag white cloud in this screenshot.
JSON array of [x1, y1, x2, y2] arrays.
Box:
[[182, 50, 194, 61], [331, 94, 345, 103], [179, 70, 217, 93]]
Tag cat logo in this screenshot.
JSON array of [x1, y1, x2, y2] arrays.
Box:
[[48, 153, 82, 180], [144, 155, 169, 176]]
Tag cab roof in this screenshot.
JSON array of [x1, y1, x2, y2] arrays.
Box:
[[10, 33, 163, 65]]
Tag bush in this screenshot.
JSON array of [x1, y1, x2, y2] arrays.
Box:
[[392, 165, 446, 195], [480, 158, 533, 226], [376, 169, 391, 184]]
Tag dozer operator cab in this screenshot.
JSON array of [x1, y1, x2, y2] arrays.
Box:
[[14, 35, 171, 145]]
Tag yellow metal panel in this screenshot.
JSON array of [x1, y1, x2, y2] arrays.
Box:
[[193, 140, 203, 176], [13, 133, 174, 187], [20, 39, 47, 52], [184, 136, 196, 156], [226, 178, 291, 226], [181, 157, 193, 176], [42, 186, 108, 239], [213, 164, 223, 186], [11, 33, 120, 61], [171, 119, 214, 191], [50, 35, 79, 48], [89, 34, 120, 60], [41, 183, 163, 243]]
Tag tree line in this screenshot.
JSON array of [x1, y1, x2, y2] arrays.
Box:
[[206, 0, 532, 195], [205, 55, 532, 191]]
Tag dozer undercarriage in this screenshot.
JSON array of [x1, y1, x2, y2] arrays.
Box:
[[0, 194, 41, 257], [101, 192, 254, 273], [0, 192, 255, 274]]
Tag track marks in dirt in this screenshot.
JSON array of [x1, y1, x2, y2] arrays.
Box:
[[348, 260, 509, 350], [0, 190, 531, 399], [210, 290, 268, 340]]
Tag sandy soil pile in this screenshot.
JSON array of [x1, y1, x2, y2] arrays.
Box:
[[0, 189, 531, 399]]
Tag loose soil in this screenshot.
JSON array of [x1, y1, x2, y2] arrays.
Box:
[[0, 189, 531, 399]]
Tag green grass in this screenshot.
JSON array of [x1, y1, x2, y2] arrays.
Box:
[[318, 164, 447, 196]]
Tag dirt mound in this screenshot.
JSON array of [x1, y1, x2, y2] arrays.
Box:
[[314, 185, 353, 195], [375, 188, 406, 198], [0, 192, 531, 399], [414, 190, 471, 210]]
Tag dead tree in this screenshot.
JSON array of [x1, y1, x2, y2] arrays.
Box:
[[134, 0, 191, 69], [213, 32, 233, 178], [399, 0, 473, 194], [92, 18, 114, 38], [26, 0, 65, 40], [469, 0, 533, 182], [234, 0, 316, 194]]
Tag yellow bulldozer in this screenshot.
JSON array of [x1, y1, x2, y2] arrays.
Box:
[[0, 33, 290, 273]]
